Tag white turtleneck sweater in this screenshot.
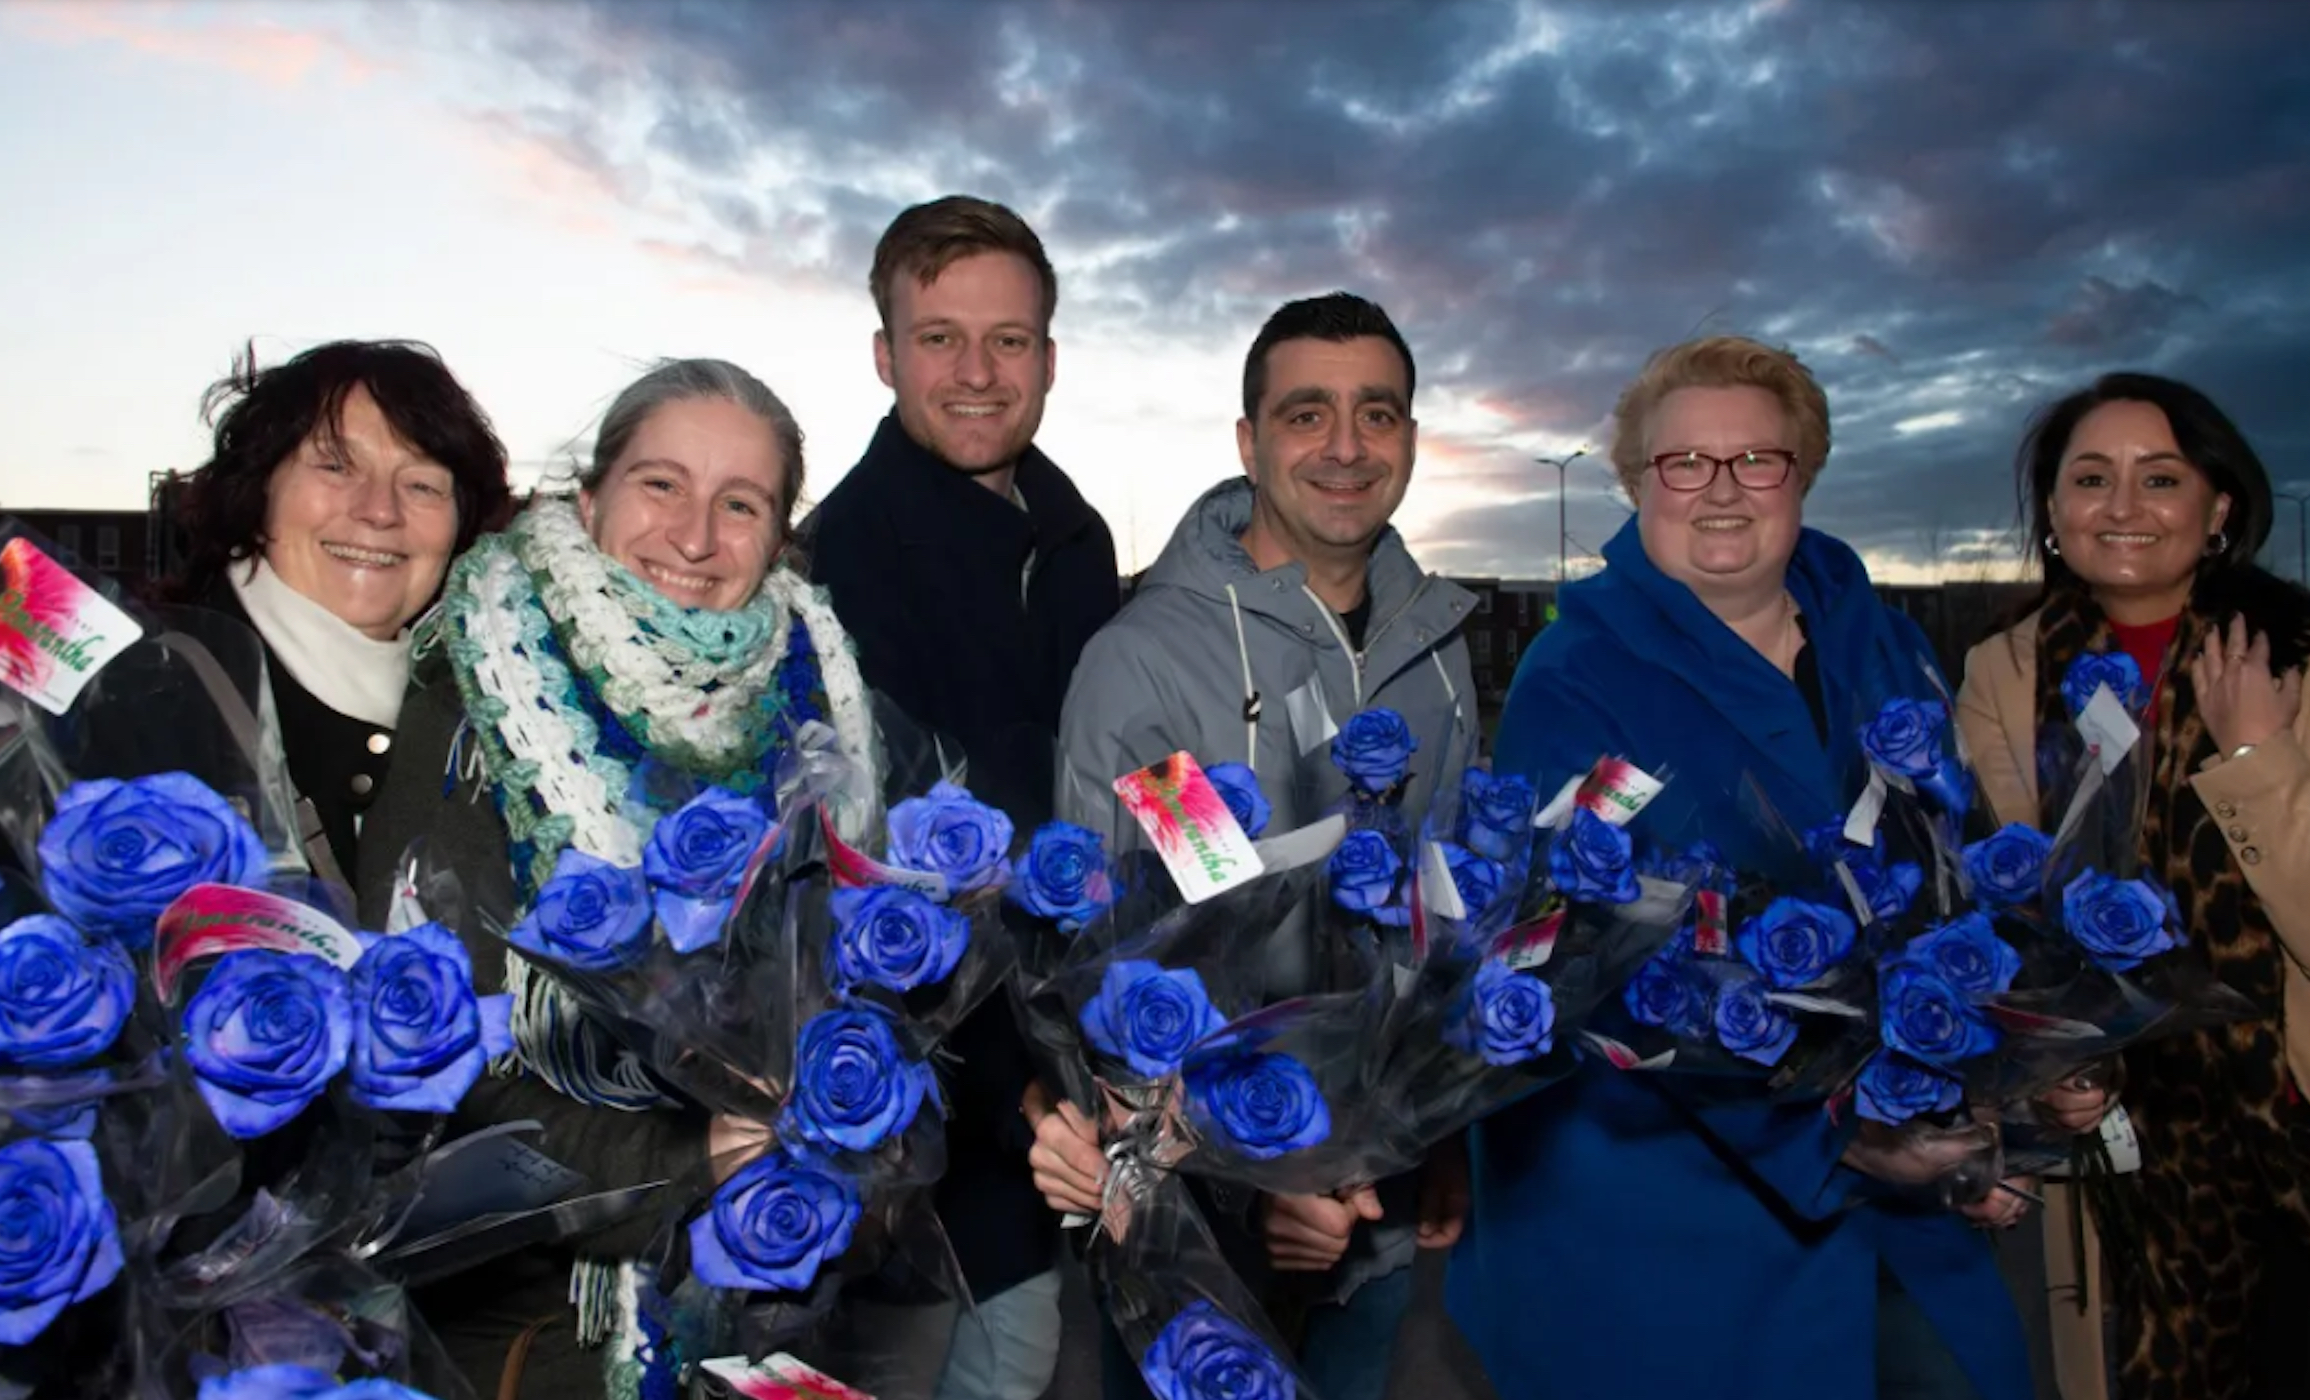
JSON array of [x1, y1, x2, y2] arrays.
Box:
[[229, 558, 412, 729]]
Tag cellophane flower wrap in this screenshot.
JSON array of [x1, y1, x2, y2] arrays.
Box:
[[427, 720, 1038, 1376], [0, 597, 505, 1396]]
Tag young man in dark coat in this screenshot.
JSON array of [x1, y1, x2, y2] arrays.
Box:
[[801, 194, 1120, 1400]]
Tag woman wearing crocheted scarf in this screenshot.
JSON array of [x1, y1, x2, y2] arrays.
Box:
[[354, 358, 880, 1400]]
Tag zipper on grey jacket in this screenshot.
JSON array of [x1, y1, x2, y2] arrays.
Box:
[[1301, 577, 1432, 708]]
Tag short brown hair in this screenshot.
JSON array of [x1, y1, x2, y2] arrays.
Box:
[[869, 195, 1058, 332], [1608, 335, 1831, 498]]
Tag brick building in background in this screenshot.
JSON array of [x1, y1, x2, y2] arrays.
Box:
[[5, 473, 189, 597]]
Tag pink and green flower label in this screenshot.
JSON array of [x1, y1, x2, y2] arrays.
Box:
[[0, 537, 142, 716], [152, 882, 365, 1001], [1113, 751, 1264, 903]]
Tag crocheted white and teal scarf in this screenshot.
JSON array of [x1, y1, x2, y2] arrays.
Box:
[[436, 499, 879, 1379], [440, 497, 877, 1101]]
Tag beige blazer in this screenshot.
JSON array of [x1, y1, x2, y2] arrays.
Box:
[[1956, 610, 2310, 1399]]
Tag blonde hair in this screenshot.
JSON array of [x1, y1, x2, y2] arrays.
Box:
[[1608, 335, 1830, 498]]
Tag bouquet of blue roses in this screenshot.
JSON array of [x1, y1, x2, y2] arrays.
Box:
[[419, 767, 1024, 1329], [1602, 695, 1986, 1105], [0, 603, 494, 1398]]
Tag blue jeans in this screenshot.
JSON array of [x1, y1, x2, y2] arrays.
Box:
[[1299, 1261, 1415, 1400], [1099, 1263, 1415, 1400], [933, 1269, 1064, 1400]]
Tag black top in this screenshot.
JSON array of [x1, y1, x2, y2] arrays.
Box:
[[1793, 613, 1828, 743], [1341, 592, 1374, 653], [208, 583, 395, 881], [800, 413, 1121, 1299]]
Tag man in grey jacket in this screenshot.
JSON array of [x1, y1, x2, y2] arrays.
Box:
[[1032, 292, 1477, 1400]]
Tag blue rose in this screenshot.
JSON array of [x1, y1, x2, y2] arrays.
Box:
[[1640, 841, 1730, 889], [183, 949, 353, 1138], [1963, 824, 2052, 910], [197, 1366, 339, 1400], [1331, 708, 1416, 796], [0, 1137, 122, 1345], [1327, 829, 1409, 926], [2062, 651, 2147, 718], [507, 848, 652, 972], [2060, 870, 2183, 973], [198, 1373, 433, 1400], [0, 915, 135, 1070], [1879, 954, 2001, 1068], [1203, 763, 1272, 840], [1184, 1045, 1331, 1160], [688, 1145, 863, 1293], [782, 1005, 934, 1154], [1547, 808, 1640, 904], [1080, 960, 1225, 1079], [348, 924, 514, 1114], [1623, 934, 1709, 1038], [1445, 959, 1556, 1067], [1711, 966, 1797, 1067], [1860, 698, 1949, 781], [643, 786, 771, 954], [1734, 897, 1856, 990], [1846, 851, 1924, 924], [1140, 1300, 1293, 1400], [1906, 913, 2021, 997], [1854, 1051, 1964, 1126], [1459, 768, 1539, 863], [1006, 823, 1114, 931], [1860, 697, 1973, 820], [1438, 842, 1506, 916], [1802, 819, 1862, 873], [36, 772, 269, 950], [886, 781, 1015, 894], [828, 887, 969, 994]]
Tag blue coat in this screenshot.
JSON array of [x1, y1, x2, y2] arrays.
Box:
[[1446, 519, 2031, 1400]]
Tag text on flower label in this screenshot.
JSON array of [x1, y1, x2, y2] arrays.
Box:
[[1113, 752, 1265, 903], [153, 883, 366, 1001], [0, 538, 143, 716]]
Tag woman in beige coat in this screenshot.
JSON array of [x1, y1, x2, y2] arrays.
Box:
[[1958, 371, 2310, 1400]]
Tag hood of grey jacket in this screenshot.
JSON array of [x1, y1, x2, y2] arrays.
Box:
[[1057, 477, 1479, 986]]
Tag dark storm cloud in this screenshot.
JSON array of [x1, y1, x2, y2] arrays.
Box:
[[473, 0, 2310, 575]]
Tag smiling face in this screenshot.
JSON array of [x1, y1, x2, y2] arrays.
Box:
[[260, 383, 460, 640], [1634, 385, 1805, 606], [1236, 335, 1417, 566], [874, 250, 1055, 479], [2048, 399, 2230, 620], [578, 396, 789, 611]]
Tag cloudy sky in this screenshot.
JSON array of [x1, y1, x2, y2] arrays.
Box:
[[6, 0, 2309, 583]]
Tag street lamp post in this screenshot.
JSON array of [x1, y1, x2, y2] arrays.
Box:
[[1536, 447, 1591, 584], [2279, 488, 2310, 587]]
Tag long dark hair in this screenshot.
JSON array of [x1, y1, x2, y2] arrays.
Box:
[[2015, 371, 2309, 667], [167, 340, 513, 602]]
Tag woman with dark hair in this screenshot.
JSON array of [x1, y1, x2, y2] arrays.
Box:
[[166, 339, 513, 882], [355, 358, 878, 1397], [1957, 372, 2310, 1400]]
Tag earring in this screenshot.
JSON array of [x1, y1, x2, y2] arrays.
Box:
[[2206, 531, 2230, 558], [2043, 532, 2062, 558]]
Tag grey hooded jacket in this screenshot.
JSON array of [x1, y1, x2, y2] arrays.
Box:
[[1055, 476, 1477, 1302], [1059, 477, 1478, 917]]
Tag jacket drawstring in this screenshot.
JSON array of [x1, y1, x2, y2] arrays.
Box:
[[1226, 583, 1261, 772]]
